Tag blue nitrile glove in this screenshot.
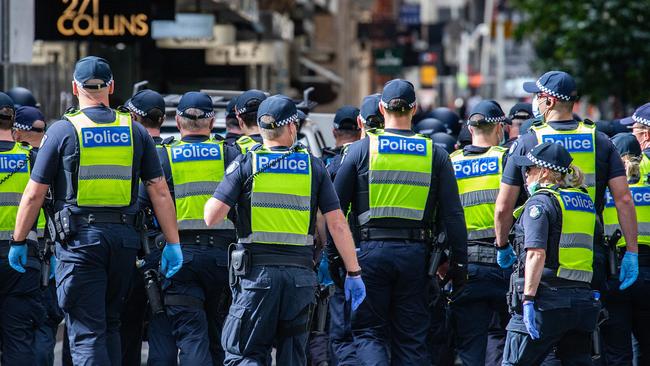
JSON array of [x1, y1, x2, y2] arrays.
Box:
[[49, 257, 57, 280], [161, 243, 183, 278], [523, 300, 540, 340], [8, 243, 27, 273], [318, 255, 334, 286], [345, 275, 366, 311], [497, 245, 517, 269], [619, 251, 639, 290]]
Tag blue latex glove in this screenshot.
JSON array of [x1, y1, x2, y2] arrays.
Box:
[[345, 275, 366, 311], [161, 243, 183, 278], [49, 257, 57, 280], [318, 255, 333, 286], [497, 245, 517, 268], [619, 251, 639, 290], [523, 301, 540, 340], [8, 244, 27, 273]]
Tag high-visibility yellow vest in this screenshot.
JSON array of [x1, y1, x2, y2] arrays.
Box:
[[236, 135, 259, 154], [167, 138, 234, 231], [360, 129, 433, 225], [537, 187, 596, 283], [533, 122, 597, 202], [641, 153, 650, 183], [241, 147, 313, 245], [0, 143, 31, 240], [603, 181, 650, 247], [66, 110, 134, 207], [451, 146, 506, 240], [37, 211, 46, 238]]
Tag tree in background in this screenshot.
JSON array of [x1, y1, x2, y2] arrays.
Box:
[[512, 0, 650, 117]]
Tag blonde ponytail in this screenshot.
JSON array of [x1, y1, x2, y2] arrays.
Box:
[[564, 164, 585, 189], [622, 154, 641, 184]]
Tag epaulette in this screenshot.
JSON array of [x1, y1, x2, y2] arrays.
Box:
[[161, 136, 175, 146], [116, 105, 130, 113], [64, 106, 78, 115], [250, 143, 264, 151], [449, 149, 463, 158], [532, 117, 544, 127], [212, 134, 225, 141], [582, 118, 595, 126], [18, 142, 32, 151]]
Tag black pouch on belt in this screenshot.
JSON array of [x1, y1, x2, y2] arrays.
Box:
[[54, 208, 75, 242], [228, 243, 250, 286]]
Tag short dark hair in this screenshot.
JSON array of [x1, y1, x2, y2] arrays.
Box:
[[0, 107, 14, 130], [384, 99, 413, 116], [226, 117, 239, 130], [133, 108, 164, 129], [239, 112, 257, 128]]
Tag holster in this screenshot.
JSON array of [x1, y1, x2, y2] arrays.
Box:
[[507, 274, 524, 314], [135, 210, 150, 257], [53, 208, 76, 243], [228, 243, 250, 286]]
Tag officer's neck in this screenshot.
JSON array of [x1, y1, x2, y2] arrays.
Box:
[[264, 136, 293, 148], [545, 109, 574, 123], [335, 135, 360, 147], [180, 128, 210, 139], [147, 127, 161, 138], [241, 124, 260, 136], [0, 129, 13, 142], [77, 93, 110, 109], [472, 134, 498, 148], [384, 118, 412, 131]]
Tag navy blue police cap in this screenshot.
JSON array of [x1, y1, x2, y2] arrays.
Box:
[[509, 102, 533, 120], [611, 132, 641, 157], [523, 71, 578, 101], [126, 90, 165, 118], [334, 105, 360, 130], [73, 56, 113, 89], [14, 106, 45, 132], [236, 89, 267, 115], [6, 87, 38, 108], [177, 91, 215, 120], [0, 92, 14, 111], [620, 102, 650, 127], [381, 79, 416, 111], [513, 141, 573, 174], [226, 96, 239, 119], [468, 100, 506, 126], [297, 109, 307, 122], [257, 95, 298, 129], [359, 94, 383, 127]]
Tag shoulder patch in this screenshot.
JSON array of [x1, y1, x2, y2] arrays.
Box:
[[529, 205, 543, 219], [225, 160, 240, 175], [161, 136, 175, 146], [508, 140, 518, 154], [40, 134, 49, 147]]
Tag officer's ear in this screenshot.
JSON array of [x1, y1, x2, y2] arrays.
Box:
[[72, 81, 79, 96], [175, 115, 182, 132], [108, 82, 114, 95], [378, 102, 386, 115], [410, 103, 418, 117], [356, 116, 364, 130], [237, 115, 245, 130], [209, 117, 215, 130]]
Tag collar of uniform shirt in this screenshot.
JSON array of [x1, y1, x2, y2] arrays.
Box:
[[546, 120, 578, 131], [463, 145, 490, 155], [181, 134, 210, 143], [385, 128, 414, 135]]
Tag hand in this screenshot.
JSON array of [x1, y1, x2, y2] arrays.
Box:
[[49, 256, 57, 280], [8, 244, 27, 273], [436, 261, 449, 280], [161, 243, 183, 278], [523, 301, 540, 339], [497, 245, 517, 268], [328, 256, 345, 289], [344, 275, 366, 311], [448, 263, 467, 291], [318, 256, 334, 286], [619, 251, 639, 290]]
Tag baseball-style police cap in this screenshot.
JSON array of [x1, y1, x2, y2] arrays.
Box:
[[611, 132, 641, 157], [14, 106, 45, 132], [73, 56, 113, 89], [0, 92, 14, 111], [621, 102, 650, 127], [468, 100, 506, 126], [236, 89, 267, 115], [6, 87, 38, 108], [257, 95, 298, 130], [334, 105, 360, 130], [523, 71, 578, 101], [126, 90, 165, 118], [381, 79, 416, 111], [177, 91, 215, 120], [360, 94, 383, 127], [226, 96, 239, 119], [509, 102, 533, 119], [513, 141, 573, 174]]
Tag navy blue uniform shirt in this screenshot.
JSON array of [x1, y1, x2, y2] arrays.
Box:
[[334, 128, 467, 265], [31, 106, 163, 215], [503, 120, 625, 214], [213, 146, 340, 260]]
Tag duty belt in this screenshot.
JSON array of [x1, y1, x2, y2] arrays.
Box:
[[467, 242, 498, 265], [252, 254, 313, 270], [359, 227, 431, 241], [179, 232, 231, 247], [72, 212, 137, 225], [637, 255, 650, 267]]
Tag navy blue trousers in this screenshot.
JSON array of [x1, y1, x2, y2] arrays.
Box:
[[449, 263, 511, 365], [34, 280, 64, 366], [223, 265, 317, 366], [351, 240, 430, 366], [55, 223, 140, 366], [329, 287, 358, 365], [502, 287, 600, 366]]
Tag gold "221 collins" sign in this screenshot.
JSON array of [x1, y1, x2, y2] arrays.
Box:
[[54, 0, 149, 38]]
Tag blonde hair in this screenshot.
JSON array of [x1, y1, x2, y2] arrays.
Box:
[[543, 164, 585, 189], [177, 108, 212, 131], [622, 154, 641, 184], [258, 115, 288, 140]]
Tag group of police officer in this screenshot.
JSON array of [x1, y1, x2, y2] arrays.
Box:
[[0, 55, 646, 366]]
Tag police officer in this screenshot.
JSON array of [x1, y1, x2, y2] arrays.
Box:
[[234, 89, 266, 153], [6, 86, 39, 109], [0, 92, 45, 365], [601, 132, 650, 365], [145, 91, 239, 365], [622, 103, 650, 180], [449, 100, 511, 365], [495, 71, 639, 293], [321, 105, 361, 170], [502, 141, 601, 364], [503, 102, 533, 148], [204, 94, 365, 365], [332, 79, 468, 365], [358, 93, 384, 132], [126, 89, 166, 145], [224, 96, 242, 146], [11, 56, 182, 365]]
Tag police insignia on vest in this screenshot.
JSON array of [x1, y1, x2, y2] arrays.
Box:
[[226, 161, 239, 175], [529, 205, 542, 219], [509, 141, 518, 154]]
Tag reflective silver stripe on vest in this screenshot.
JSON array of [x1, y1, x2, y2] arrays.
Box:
[[178, 219, 234, 231], [559, 233, 593, 250], [239, 232, 314, 245], [460, 189, 499, 207], [468, 228, 495, 240], [251, 192, 311, 211], [584, 174, 596, 188], [604, 224, 619, 237], [557, 267, 593, 283], [175, 181, 220, 199], [78, 165, 132, 180], [37, 228, 45, 238], [369, 170, 430, 187], [0, 230, 37, 241], [0, 192, 23, 206], [358, 207, 424, 225]]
